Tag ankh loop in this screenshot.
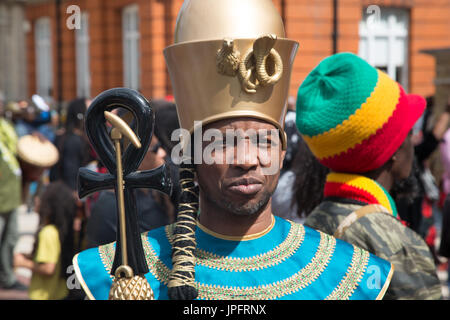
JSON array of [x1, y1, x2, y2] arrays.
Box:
[[77, 88, 173, 279]]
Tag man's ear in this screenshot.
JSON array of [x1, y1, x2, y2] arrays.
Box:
[[279, 130, 287, 170], [391, 142, 404, 163], [279, 149, 286, 170]]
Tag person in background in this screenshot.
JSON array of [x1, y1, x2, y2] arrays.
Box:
[[396, 95, 450, 235], [49, 98, 93, 252], [50, 98, 92, 190], [272, 96, 304, 223], [14, 181, 76, 300], [296, 52, 442, 299], [85, 126, 173, 248], [0, 93, 25, 291], [13, 96, 55, 142], [152, 99, 181, 213], [0, 99, 59, 291], [439, 95, 450, 296], [13, 99, 36, 138], [280, 96, 301, 175], [291, 136, 330, 220]]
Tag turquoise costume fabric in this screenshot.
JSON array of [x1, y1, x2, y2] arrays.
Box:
[[73, 216, 393, 300]]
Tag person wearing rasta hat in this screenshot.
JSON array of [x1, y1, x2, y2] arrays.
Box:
[[296, 52, 442, 300], [73, 1, 394, 300]]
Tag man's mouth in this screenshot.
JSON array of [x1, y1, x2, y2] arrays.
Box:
[[226, 177, 264, 196]]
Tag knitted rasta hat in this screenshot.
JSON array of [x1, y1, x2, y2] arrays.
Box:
[[295, 52, 425, 173]]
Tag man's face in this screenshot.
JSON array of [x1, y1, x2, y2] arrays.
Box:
[[196, 117, 285, 216]]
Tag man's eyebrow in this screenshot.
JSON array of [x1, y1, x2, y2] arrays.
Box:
[[257, 130, 271, 138]]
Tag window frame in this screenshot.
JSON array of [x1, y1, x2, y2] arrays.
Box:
[[358, 7, 410, 90], [122, 4, 141, 91], [34, 17, 53, 101], [75, 12, 91, 99]]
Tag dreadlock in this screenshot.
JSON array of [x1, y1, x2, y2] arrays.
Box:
[[167, 156, 199, 300]]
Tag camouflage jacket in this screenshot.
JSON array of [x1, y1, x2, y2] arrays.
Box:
[[305, 200, 442, 300]]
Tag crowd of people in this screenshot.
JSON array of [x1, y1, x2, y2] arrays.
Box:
[[0, 65, 450, 300], [0, 94, 180, 299]]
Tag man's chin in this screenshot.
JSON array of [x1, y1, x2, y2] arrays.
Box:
[[222, 194, 272, 216]]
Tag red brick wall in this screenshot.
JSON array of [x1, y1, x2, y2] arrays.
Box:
[[286, 0, 334, 97], [286, 0, 450, 98], [25, 0, 450, 104]]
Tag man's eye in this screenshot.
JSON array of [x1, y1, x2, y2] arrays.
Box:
[[257, 137, 271, 147], [215, 139, 234, 148]]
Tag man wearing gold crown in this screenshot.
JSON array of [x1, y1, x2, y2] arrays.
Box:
[[73, 0, 394, 300]]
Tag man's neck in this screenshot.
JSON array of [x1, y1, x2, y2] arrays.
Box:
[[197, 197, 274, 238]]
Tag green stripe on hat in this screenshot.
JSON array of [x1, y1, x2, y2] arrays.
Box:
[[296, 52, 379, 137]]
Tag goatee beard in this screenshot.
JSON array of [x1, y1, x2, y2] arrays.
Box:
[[204, 190, 274, 216]]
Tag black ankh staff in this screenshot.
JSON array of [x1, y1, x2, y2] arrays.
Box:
[[78, 88, 172, 276]]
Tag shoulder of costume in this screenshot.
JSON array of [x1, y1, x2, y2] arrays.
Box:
[[73, 219, 394, 300], [298, 221, 394, 300], [73, 225, 170, 300]]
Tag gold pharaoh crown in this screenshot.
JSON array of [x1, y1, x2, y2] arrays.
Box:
[[164, 0, 299, 150]]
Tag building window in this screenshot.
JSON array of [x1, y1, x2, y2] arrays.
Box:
[[359, 7, 409, 90], [122, 5, 140, 91], [76, 12, 90, 98], [35, 17, 53, 101]]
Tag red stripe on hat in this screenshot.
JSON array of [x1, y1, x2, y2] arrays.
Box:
[[324, 182, 380, 205]]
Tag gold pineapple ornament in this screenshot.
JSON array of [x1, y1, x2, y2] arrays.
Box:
[[104, 111, 154, 300], [109, 266, 154, 300]]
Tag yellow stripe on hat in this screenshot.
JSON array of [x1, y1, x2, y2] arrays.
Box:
[[304, 70, 400, 160], [326, 172, 393, 213]]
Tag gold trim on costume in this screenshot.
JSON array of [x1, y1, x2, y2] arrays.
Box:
[[142, 226, 337, 300], [95, 222, 388, 300], [72, 253, 96, 300], [196, 215, 276, 241], [196, 232, 336, 299], [325, 246, 370, 300], [99, 242, 115, 280], [99, 221, 336, 299], [166, 220, 305, 272]]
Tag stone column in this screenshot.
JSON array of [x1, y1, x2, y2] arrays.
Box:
[[0, 0, 28, 102]]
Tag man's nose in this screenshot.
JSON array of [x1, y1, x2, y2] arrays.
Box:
[[233, 139, 259, 169]]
